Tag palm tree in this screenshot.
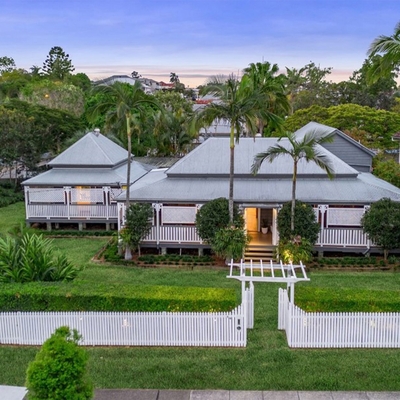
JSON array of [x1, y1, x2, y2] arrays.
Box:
[[193, 74, 283, 222], [367, 21, 400, 83], [243, 61, 290, 133], [87, 81, 160, 208], [251, 127, 335, 232]]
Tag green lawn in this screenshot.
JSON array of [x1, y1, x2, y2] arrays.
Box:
[[0, 202, 25, 236], [0, 203, 400, 391]]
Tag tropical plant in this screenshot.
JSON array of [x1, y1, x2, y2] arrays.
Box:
[[0, 232, 78, 282], [361, 198, 400, 260], [252, 127, 335, 232], [367, 21, 400, 83], [121, 202, 153, 259], [193, 74, 282, 222], [195, 197, 244, 245], [87, 81, 161, 208], [211, 226, 250, 262], [276, 237, 313, 264], [26, 326, 93, 400], [243, 61, 290, 133]]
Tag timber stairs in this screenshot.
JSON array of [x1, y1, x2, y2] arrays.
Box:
[[244, 244, 277, 263]]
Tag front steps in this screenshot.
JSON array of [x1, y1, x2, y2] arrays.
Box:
[[244, 244, 276, 263]]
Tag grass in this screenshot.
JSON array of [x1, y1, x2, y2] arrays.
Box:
[[0, 202, 25, 236], [0, 203, 400, 390]]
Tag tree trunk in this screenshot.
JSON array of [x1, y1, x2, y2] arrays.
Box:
[[291, 161, 297, 232], [125, 115, 132, 261], [229, 126, 235, 224]]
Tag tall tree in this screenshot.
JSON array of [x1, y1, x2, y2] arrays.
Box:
[[87, 82, 160, 208], [169, 72, 179, 84], [243, 61, 290, 134], [0, 56, 16, 74], [251, 127, 335, 232], [42, 46, 75, 81], [367, 21, 400, 83], [193, 74, 282, 222]]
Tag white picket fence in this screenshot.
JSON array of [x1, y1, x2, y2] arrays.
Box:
[[0, 288, 254, 347], [278, 288, 400, 348]]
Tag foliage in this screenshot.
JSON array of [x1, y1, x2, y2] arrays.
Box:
[[284, 62, 332, 112], [42, 46, 75, 81], [3, 98, 84, 155], [243, 61, 290, 132], [277, 201, 320, 244], [0, 282, 237, 312], [20, 79, 85, 117], [0, 233, 79, 283], [211, 226, 250, 261], [195, 197, 244, 244], [0, 182, 24, 206], [0, 106, 41, 176], [276, 237, 313, 264], [372, 155, 400, 188], [367, 21, 400, 83], [122, 203, 153, 253], [361, 198, 400, 259], [0, 56, 16, 74], [25, 326, 93, 400], [284, 104, 400, 150]]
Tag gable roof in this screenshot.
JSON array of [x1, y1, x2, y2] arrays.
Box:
[[49, 131, 128, 168], [296, 121, 376, 157]]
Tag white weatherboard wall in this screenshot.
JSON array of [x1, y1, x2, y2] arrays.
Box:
[[0, 287, 254, 347], [278, 289, 400, 348]]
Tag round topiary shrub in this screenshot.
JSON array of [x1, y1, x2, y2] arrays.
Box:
[[195, 197, 244, 245], [277, 200, 320, 244]]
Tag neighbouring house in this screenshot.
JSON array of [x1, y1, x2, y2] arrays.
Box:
[[115, 122, 400, 256], [22, 129, 153, 231]]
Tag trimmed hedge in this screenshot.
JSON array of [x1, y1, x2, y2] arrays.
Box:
[[0, 282, 237, 312], [295, 286, 400, 312], [43, 230, 115, 237]]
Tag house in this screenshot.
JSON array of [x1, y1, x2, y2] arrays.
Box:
[[22, 129, 153, 231], [116, 122, 400, 256]]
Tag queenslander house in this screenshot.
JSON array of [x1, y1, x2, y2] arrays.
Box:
[[22, 122, 400, 257]]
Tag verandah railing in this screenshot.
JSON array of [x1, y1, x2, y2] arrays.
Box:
[[26, 204, 118, 220]]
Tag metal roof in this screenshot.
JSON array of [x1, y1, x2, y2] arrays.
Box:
[[295, 122, 376, 157], [48, 131, 128, 167], [121, 172, 400, 204], [22, 160, 153, 186], [167, 137, 357, 178]]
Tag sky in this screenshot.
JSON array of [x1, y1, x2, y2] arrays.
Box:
[[1, 0, 399, 87]]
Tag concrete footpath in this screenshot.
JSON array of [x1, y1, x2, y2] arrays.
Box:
[[2, 386, 400, 400]]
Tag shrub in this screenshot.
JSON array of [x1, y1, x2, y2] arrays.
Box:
[[276, 237, 313, 264], [0, 233, 79, 283], [361, 198, 400, 260], [211, 226, 250, 261], [26, 326, 93, 400], [195, 198, 244, 244], [277, 201, 320, 244]]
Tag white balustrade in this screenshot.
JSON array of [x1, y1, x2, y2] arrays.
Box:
[[317, 228, 369, 247], [26, 204, 117, 220]]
